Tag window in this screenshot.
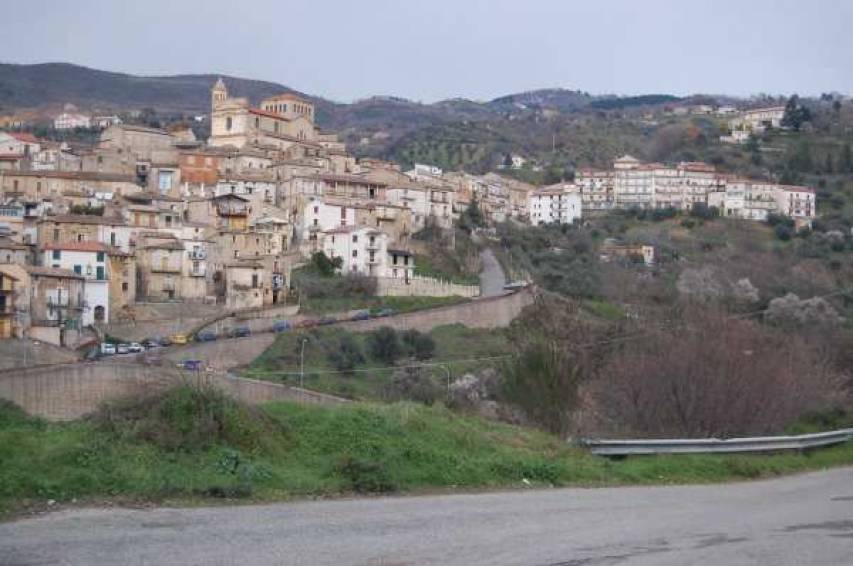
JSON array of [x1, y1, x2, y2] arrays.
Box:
[[122, 282, 128, 292], [110, 232, 116, 246], [352, 250, 357, 258], [52, 250, 60, 260], [352, 234, 358, 243], [96, 252, 105, 262], [96, 266, 105, 280], [251, 274, 259, 288], [314, 206, 319, 214], [77, 234, 83, 242], [73, 265, 82, 275], [226, 117, 232, 130]]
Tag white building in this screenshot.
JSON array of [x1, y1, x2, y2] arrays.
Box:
[[322, 225, 414, 280], [41, 241, 110, 325], [709, 180, 815, 226], [92, 115, 123, 129], [528, 184, 582, 225], [53, 113, 92, 130]]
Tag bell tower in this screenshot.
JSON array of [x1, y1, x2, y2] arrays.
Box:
[[211, 78, 228, 111]]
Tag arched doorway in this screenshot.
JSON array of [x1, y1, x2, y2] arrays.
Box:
[[94, 305, 105, 323]]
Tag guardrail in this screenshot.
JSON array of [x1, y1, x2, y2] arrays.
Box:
[[581, 428, 853, 456]]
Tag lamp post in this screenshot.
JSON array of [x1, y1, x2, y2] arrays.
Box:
[[299, 337, 307, 403]]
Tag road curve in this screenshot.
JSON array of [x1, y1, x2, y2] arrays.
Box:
[[2, 468, 853, 565], [479, 247, 506, 297]]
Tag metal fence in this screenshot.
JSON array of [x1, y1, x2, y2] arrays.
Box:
[[581, 428, 853, 456]]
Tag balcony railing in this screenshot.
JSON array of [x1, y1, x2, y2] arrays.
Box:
[[188, 249, 207, 260]]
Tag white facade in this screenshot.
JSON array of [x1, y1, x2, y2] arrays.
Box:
[[298, 196, 357, 242], [322, 226, 388, 277], [529, 185, 582, 225], [53, 113, 92, 130], [42, 245, 109, 325]]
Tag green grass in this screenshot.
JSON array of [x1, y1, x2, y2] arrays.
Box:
[[247, 324, 512, 400], [3, 392, 853, 519], [300, 295, 469, 315], [414, 254, 480, 285]]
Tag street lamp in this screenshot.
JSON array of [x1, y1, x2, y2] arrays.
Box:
[[299, 337, 308, 403]]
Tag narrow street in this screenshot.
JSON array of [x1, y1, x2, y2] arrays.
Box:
[[479, 248, 506, 297]]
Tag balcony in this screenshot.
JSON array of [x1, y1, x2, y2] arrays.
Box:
[[217, 204, 248, 216], [188, 249, 207, 260], [189, 266, 207, 277], [151, 265, 182, 274]]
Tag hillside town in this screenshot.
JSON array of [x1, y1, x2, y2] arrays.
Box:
[[0, 80, 816, 347]]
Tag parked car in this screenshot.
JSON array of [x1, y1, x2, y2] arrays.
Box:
[[374, 307, 395, 318], [351, 310, 370, 321], [296, 318, 318, 328], [116, 343, 130, 355], [319, 315, 337, 326], [169, 333, 190, 345], [195, 330, 218, 342], [142, 337, 164, 349], [180, 359, 203, 371], [272, 320, 291, 333], [100, 342, 116, 355], [231, 326, 251, 338], [127, 342, 144, 353]]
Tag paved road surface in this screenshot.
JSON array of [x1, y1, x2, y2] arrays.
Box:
[[479, 248, 506, 297], [3, 468, 853, 565]]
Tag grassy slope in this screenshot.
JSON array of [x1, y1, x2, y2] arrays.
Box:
[[2, 396, 853, 519], [299, 294, 468, 316], [247, 324, 511, 400]]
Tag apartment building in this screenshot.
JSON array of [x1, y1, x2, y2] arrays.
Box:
[[529, 184, 582, 225]]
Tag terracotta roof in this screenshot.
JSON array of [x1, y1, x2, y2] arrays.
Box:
[[8, 132, 39, 143], [24, 265, 84, 279], [249, 107, 293, 121], [38, 214, 127, 226], [261, 93, 311, 104], [41, 241, 112, 253]]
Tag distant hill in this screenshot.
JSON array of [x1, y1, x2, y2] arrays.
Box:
[[0, 62, 316, 115]]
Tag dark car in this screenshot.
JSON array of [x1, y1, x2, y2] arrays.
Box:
[[142, 338, 163, 349], [319, 315, 337, 326], [231, 326, 252, 338], [272, 320, 291, 333], [195, 330, 218, 342], [351, 310, 370, 321], [181, 359, 203, 371]]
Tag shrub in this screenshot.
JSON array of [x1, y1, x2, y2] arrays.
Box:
[[327, 334, 365, 373], [91, 384, 270, 452], [501, 342, 583, 436], [586, 308, 843, 438], [309, 252, 343, 277], [402, 329, 436, 360], [689, 203, 718, 220], [368, 326, 403, 363], [336, 456, 398, 493], [774, 224, 793, 241], [382, 367, 443, 405]]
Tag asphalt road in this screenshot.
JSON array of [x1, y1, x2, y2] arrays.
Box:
[[479, 248, 506, 297], [3, 468, 853, 565]]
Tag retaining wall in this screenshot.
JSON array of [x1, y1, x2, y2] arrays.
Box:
[[0, 362, 345, 421]]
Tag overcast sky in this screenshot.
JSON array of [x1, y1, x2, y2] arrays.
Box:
[[5, 0, 852, 102]]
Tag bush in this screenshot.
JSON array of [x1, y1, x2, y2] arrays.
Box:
[[689, 203, 718, 220], [91, 384, 270, 452], [336, 456, 398, 493], [586, 308, 843, 438], [501, 342, 583, 436], [382, 367, 443, 405], [651, 207, 678, 222], [327, 334, 365, 373], [774, 224, 793, 241], [309, 252, 343, 277], [402, 329, 436, 360], [368, 326, 403, 363]]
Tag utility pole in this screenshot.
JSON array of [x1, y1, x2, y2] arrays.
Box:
[[299, 337, 307, 403]]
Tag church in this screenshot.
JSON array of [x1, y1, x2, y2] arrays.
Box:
[[208, 78, 319, 153]]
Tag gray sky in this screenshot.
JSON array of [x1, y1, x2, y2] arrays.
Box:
[[6, 0, 852, 102]]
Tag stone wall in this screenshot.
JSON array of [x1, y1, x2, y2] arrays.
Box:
[[375, 275, 480, 298], [0, 362, 345, 421]]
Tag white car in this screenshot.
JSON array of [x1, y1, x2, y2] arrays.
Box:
[[127, 342, 144, 353], [100, 343, 116, 355]]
